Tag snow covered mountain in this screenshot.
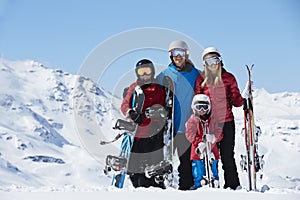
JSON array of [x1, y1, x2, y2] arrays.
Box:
[[0, 58, 119, 189], [0, 58, 299, 199]]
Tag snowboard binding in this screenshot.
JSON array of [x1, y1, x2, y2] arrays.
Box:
[[104, 155, 128, 174], [144, 160, 173, 179]]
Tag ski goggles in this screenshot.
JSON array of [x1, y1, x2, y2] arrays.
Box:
[[204, 56, 222, 66], [137, 67, 152, 76], [170, 49, 186, 57], [193, 103, 210, 112]]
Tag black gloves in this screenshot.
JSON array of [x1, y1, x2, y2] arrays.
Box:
[[129, 110, 143, 125]]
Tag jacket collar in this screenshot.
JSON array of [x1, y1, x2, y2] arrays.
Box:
[[168, 60, 195, 73]]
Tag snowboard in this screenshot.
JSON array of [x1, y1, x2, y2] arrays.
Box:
[[102, 85, 145, 188]]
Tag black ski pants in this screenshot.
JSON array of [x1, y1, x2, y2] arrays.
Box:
[[218, 120, 240, 189], [128, 130, 164, 188], [174, 133, 194, 190]]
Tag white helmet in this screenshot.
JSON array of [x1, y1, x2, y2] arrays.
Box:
[[168, 40, 189, 52], [191, 94, 211, 110], [202, 47, 221, 60]]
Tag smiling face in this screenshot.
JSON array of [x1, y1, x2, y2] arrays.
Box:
[[203, 53, 222, 75], [136, 66, 153, 84], [193, 102, 210, 116], [196, 108, 207, 116], [173, 55, 186, 69], [170, 48, 187, 70], [138, 73, 152, 84]]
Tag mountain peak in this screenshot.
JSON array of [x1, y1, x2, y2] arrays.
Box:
[[0, 58, 116, 187]]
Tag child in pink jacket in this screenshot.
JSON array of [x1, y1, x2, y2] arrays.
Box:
[[185, 94, 221, 189]]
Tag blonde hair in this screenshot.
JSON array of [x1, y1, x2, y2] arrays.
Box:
[[201, 65, 223, 88]]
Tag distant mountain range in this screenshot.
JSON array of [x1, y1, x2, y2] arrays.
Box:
[[0, 58, 119, 188], [0, 58, 299, 192]]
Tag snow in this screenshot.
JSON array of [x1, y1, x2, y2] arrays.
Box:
[[0, 58, 299, 199]]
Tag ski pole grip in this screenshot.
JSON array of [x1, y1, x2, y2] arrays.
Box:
[[243, 98, 248, 111]]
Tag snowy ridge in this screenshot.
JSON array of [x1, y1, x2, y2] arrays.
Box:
[[0, 58, 116, 189], [233, 88, 300, 195], [0, 58, 299, 199]]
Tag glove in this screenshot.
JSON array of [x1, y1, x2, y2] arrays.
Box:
[[129, 110, 143, 125], [241, 81, 254, 99], [145, 105, 167, 119], [195, 142, 206, 155], [241, 81, 249, 99], [241, 90, 248, 99], [206, 134, 216, 144]]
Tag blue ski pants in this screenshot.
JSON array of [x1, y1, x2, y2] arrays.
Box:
[[192, 159, 219, 188]]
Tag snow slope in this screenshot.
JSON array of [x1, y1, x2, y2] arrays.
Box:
[[0, 58, 299, 199]]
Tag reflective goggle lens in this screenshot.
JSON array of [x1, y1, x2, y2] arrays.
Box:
[[170, 49, 186, 57], [204, 56, 222, 66], [137, 67, 152, 76], [193, 104, 210, 112]]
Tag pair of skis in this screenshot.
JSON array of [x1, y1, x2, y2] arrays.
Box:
[[199, 120, 219, 188], [240, 64, 265, 191]]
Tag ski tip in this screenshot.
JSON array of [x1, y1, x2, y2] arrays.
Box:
[[245, 64, 254, 71]]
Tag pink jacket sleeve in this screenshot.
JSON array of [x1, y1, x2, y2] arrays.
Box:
[[185, 116, 203, 146]]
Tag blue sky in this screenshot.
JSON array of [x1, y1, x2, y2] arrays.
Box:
[[1, 0, 300, 94]]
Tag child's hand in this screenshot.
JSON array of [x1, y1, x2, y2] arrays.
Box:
[[206, 134, 216, 143], [195, 142, 206, 154]]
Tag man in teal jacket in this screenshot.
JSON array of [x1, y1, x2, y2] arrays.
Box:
[[157, 40, 200, 190]]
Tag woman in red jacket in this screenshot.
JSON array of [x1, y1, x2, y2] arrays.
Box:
[[194, 47, 243, 190], [121, 59, 166, 189]]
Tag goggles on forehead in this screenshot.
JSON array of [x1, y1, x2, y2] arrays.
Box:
[[204, 56, 222, 66], [193, 103, 210, 112], [170, 49, 186, 57], [137, 67, 152, 76]]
